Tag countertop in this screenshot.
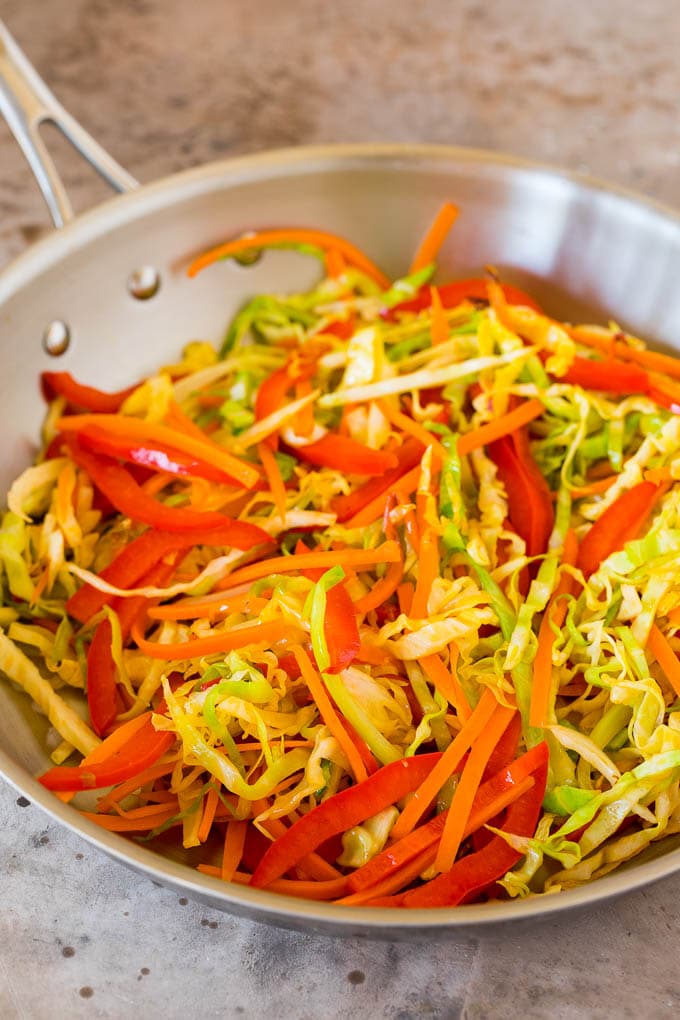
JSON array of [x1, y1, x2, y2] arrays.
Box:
[[2, 1, 680, 1017]]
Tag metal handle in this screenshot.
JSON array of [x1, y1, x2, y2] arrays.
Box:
[[0, 20, 138, 228]]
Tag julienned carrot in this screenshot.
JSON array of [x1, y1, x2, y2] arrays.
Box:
[[353, 554, 404, 615], [648, 624, 680, 699], [324, 247, 347, 279], [222, 820, 248, 881], [347, 465, 423, 528], [434, 703, 516, 873], [96, 761, 177, 812], [214, 541, 401, 592], [457, 398, 545, 456], [57, 413, 260, 490], [529, 529, 579, 728], [568, 325, 680, 382], [82, 806, 180, 832], [569, 476, 618, 497], [389, 688, 498, 841], [410, 526, 439, 619], [292, 645, 368, 784], [257, 440, 288, 522], [165, 400, 216, 442], [338, 776, 534, 905], [420, 650, 471, 720], [409, 202, 459, 274], [577, 481, 660, 577], [259, 808, 343, 882], [197, 787, 220, 843], [131, 618, 291, 660], [186, 227, 391, 290], [377, 400, 447, 459], [197, 867, 350, 901], [429, 286, 449, 346], [148, 591, 267, 622]]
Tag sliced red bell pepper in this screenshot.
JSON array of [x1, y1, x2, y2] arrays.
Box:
[[41, 371, 137, 413], [331, 437, 424, 522], [393, 741, 549, 907], [250, 752, 443, 888], [67, 441, 267, 535], [292, 433, 398, 476], [86, 618, 119, 737], [77, 425, 245, 485], [577, 480, 660, 578], [385, 279, 541, 320], [297, 543, 361, 674], [67, 521, 271, 624], [39, 715, 175, 791], [550, 356, 649, 395], [346, 741, 547, 896], [488, 427, 554, 559], [255, 359, 317, 451]]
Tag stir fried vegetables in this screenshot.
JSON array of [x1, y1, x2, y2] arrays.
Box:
[[5, 206, 680, 910]]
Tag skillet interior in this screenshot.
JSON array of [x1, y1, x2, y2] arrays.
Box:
[[2, 143, 680, 935]]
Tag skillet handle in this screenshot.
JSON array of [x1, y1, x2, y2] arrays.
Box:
[[0, 20, 138, 228]]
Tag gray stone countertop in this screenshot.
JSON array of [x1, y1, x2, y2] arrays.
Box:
[[2, 1, 680, 1016]]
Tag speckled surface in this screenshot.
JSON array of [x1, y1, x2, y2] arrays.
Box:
[[2, 1, 680, 1016]]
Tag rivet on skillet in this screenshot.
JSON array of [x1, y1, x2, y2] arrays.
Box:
[[127, 265, 161, 300], [42, 320, 71, 356]]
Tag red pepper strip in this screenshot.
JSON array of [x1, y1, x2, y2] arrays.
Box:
[[331, 438, 424, 522], [576, 481, 660, 578], [648, 382, 680, 415], [549, 356, 649, 395], [66, 520, 270, 624], [392, 741, 549, 907], [384, 279, 541, 319], [39, 715, 175, 791], [77, 425, 245, 485], [483, 712, 522, 780], [255, 360, 317, 451], [67, 441, 262, 534], [250, 752, 442, 888], [86, 618, 119, 737], [41, 371, 137, 413], [292, 433, 398, 477], [297, 544, 361, 674], [345, 742, 548, 896], [488, 429, 554, 558]]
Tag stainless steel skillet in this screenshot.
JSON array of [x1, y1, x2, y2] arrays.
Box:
[[2, 19, 680, 937]]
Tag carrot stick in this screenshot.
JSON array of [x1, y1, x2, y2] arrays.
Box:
[[569, 476, 618, 497], [198, 867, 349, 900], [186, 228, 391, 289], [420, 650, 471, 720], [353, 554, 404, 615], [457, 398, 545, 456], [434, 703, 516, 873], [377, 400, 447, 459], [324, 247, 347, 278], [292, 645, 368, 784], [96, 761, 177, 812], [294, 379, 315, 438], [57, 413, 259, 490], [165, 400, 213, 442], [648, 624, 680, 698], [568, 325, 680, 381], [429, 286, 449, 346], [213, 540, 401, 592], [197, 787, 220, 843], [131, 618, 291, 660], [81, 807, 180, 832], [148, 591, 267, 621], [257, 441, 288, 522], [409, 202, 459, 274], [260, 810, 343, 882], [529, 529, 579, 728], [389, 688, 498, 841], [410, 526, 439, 619], [220, 820, 248, 881]]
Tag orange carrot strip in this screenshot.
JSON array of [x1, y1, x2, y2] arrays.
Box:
[[648, 624, 680, 699], [529, 529, 579, 727], [200, 867, 349, 900], [434, 703, 516, 873], [397, 582, 414, 615], [347, 467, 424, 527], [81, 807, 180, 832], [148, 591, 267, 621], [337, 775, 534, 905], [420, 650, 471, 720], [292, 645, 368, 784], [378, 400, 447, 459], [353, 554, 404, 615], [409, 202, 459, 274], [568, 326, 680, 381], [165, 400, 213, 442], [261, 812, 343, 882], [96, 761, 177, 812], [569, 476, 618, 497], [197, 788, 220, 844], [131, 618, 291, 660], [294, 379, 315, 438], [219, 819, 247, 881], [58, 413, 259, 490], [410, 526, 439, 619], [187, 228, 391, 289], [324, 247, 347, 279], [257, 441, 288, 522], [429, 286, 449, 346], [213, 541, 401, 592], [457, 399, 545, 456], [390, 688, 498, 841]]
